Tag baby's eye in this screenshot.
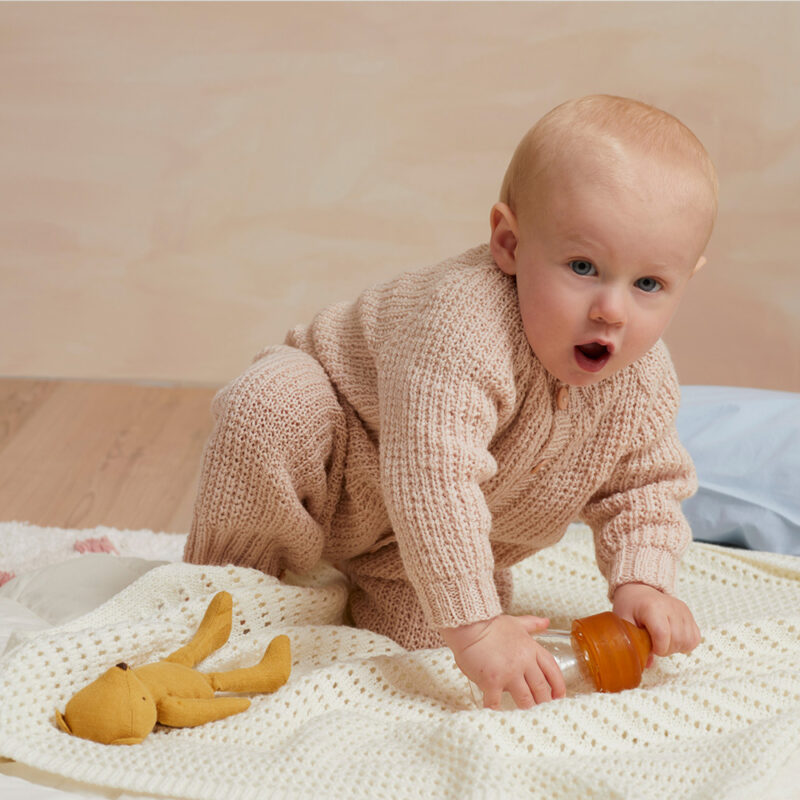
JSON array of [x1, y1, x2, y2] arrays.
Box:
[[569, 260, 596, 276], [635, 277, 663, 293]]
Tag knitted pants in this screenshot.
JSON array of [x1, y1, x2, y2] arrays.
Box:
[[185, 345, 510, 650]]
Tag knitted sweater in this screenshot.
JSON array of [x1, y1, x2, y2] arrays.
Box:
[[269, 243, 698, 630]]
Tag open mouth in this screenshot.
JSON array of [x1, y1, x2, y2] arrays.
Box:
[[574, 342, 612, 372]]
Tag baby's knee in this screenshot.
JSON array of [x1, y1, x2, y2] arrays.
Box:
[[211, 358, 280, 443], [212, 346, 344, 455]]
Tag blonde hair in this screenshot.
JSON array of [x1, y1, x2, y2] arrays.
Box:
[[500, 95, 719, 233]]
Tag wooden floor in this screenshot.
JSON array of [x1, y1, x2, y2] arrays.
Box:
[[0, 378, 219, 533]]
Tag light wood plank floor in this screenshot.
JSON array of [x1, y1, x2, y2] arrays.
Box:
[[0, 378, 219, 533]]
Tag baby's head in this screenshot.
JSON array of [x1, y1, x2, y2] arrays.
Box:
[[490, 94, 718, 387]]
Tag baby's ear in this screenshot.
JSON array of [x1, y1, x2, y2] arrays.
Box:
[[489, 202, 519, 276], [692, 255, 707, 275]]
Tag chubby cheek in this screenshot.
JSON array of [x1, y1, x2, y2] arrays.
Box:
[[517, 286, 568, 352], [623, 311, 675, 365], [518, 273, 573, 330]]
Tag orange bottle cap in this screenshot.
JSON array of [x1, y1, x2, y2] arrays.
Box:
[[570, 611, 652, 693]]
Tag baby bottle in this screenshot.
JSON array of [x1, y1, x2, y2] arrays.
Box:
[[469, 611, 652, 710]]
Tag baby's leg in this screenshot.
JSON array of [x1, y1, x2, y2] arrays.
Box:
[[348, 575, 446, 650], [347, 567, 514, 651], [184, 346, 347, 576]]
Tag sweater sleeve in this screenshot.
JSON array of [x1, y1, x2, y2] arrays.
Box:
[[580, 367, 698, 599], [376, 275, 518, 630]]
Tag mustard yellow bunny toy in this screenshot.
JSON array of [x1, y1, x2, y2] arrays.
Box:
[[55, 591, 291, 745]]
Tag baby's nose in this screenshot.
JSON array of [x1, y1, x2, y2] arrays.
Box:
[[589, 289, 626, 325]]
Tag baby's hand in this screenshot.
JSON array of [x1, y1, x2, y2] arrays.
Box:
[[440, 614, 566, 709], [612, 582, 701, 665]]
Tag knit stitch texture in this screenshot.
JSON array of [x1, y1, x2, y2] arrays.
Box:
[[185, 244, 697, 647], [2, 524, 800, 799]]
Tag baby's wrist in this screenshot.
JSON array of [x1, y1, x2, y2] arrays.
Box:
[[612, 581, 659, 601], [438, 616, 496, 652]]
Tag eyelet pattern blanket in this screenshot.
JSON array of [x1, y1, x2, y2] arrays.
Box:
[[1, 524, 799, 800]]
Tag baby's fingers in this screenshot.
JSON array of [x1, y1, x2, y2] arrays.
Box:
[[535, 648, 566, 700], [522, 669, 553, 705], [507, 678, 536, 710], [481, 682, 504, 710], [644, 615, 672, 656], [644, 612, 701, 657], [672, 615, 702, 654], [516, 615, 552, 637]]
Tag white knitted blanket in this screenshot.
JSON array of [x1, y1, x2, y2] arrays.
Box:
[[1, 523, 799, 799]]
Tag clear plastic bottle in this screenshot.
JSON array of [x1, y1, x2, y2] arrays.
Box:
[[469, 611, 652, 710]]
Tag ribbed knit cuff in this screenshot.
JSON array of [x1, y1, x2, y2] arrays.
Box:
[[604, 545, 680, 600], [415, 570, 504, 630]]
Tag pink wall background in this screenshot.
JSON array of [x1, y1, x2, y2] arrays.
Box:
[[2, 2, 798, 391]]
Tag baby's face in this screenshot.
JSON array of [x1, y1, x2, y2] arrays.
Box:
[[492, 151, 711, 387]]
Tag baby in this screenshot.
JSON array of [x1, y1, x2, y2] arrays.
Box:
[[185, 95, 714, 709]]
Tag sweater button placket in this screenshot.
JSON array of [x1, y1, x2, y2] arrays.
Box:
[[531, 386, 570, 475]]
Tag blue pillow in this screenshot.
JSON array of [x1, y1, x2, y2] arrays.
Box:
[[676, 385, 800, 554]]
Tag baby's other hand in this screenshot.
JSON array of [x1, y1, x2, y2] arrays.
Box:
[[440, 614, 566, 709], [612, 582, 702, 665]]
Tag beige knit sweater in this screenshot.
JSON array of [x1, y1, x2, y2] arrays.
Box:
[[186, 244, 697, 644]]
